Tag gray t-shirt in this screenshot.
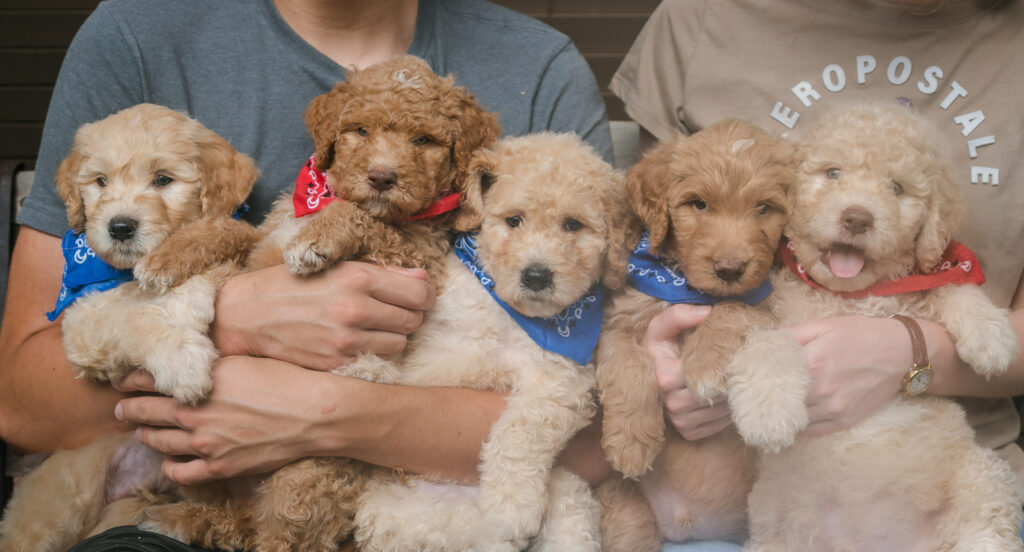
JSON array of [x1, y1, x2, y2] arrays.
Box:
[[19, 0, 612, 234]]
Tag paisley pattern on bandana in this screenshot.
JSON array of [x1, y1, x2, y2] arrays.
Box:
[[628, 231, 772, 306], [47, 229, 133, 321], [291, 153, 461, 220], [452, 232, 604, 365]]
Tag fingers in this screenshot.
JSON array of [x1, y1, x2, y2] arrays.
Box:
[[334, 261, 436, 313], [162, 457, 219, 486], [642, 304, 712, 349], [112, 370, 157, 393], [136, 427, 196, 457], [664, 393, 732, 441], [115, 395, 186, 429]]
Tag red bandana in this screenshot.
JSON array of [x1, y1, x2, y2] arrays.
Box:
[[291, 153, 461, 220], [777, 238, 985, 299]]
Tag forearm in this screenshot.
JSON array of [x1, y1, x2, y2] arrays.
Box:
[[922, 309, 1024, 398], [0, 326, 126, 453], [318, 376, 505, 483]]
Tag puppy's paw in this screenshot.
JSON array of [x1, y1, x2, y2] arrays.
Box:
[[601, 412, 664, 479], [726, 330, 810, 453], [134, 253, 189, 294], [953, 316, 1020, 379], [146, 339, 218, 404]]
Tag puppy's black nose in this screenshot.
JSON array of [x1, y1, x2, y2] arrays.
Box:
[[714, 259, 747, 283], [521, 265, 554, 291], [842, 206, 874, 235], [108, 216, 138, 242], [367, 167, 398, 191]]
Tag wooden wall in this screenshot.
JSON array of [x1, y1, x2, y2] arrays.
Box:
[[0, 0, 656, 164]]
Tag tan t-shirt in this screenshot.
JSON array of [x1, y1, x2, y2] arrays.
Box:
[[610, 0, 1024, 471]]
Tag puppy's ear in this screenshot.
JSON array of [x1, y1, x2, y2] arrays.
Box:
[[56, 149, 86, 233], [601, 172, 643, 290], [453, 149, 496, 232], [625, 142, 675, 254], [443, 81, 501, 196], [304, 82, 350, 172], [916, 163, 965, 272], [193, 124, 260, 218]]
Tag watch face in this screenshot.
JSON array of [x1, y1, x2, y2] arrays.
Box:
[[907, 369, 933, 395]]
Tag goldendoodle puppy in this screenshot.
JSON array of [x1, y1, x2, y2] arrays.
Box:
[[141, 56, 500, 552], [594, 120, 794, 550], [351, 133, 639, 552], [0, 103, 259, 552], [727, 103, 1022, 551]]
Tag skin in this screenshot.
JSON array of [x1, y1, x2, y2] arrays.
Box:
[[0, 0, 612, 488]]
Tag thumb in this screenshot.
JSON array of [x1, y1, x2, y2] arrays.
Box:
[[642, 304, 712, 349]]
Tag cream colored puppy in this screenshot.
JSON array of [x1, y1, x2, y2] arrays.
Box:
[[350, 133, 639, 551], [0, 103, 257, 552], [726, 103, 1022, 551]]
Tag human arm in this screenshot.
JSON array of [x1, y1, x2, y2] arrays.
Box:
[[116, 357, 611, 487], [0, 228, 128, 452]]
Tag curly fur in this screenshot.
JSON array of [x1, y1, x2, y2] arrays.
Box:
[[0, 103, 259, 552], [594, 120, 794, 549], [726, 103, 1023, 551], [348, 133, 639, 551], [246, 55, 500, 288], [141, 56, 501, 552]]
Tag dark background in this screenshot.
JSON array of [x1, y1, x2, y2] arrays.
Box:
[[0, 0, 659, 165]]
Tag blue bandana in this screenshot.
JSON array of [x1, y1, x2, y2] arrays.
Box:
[[452, 232, 604, 365], [46, 229, 134, 321], [627, 231, 771, 306]]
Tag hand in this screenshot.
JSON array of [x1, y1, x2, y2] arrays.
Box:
[[114, 357, 342, 485], [641, 304, 731, 440], [211, 261, 436, 371], [786, 315, 909, 436]]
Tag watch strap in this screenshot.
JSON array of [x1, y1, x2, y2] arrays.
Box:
[[890, 314, 929, 368]]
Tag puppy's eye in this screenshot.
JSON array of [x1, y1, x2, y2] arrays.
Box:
[[152, 174, 173, 187], [96, 176, 107, 187], [689, 199, 708, 211], [506, 216, 522, 228], [356, 127, 369, 137], [411, 136, 430, 146], [756, 202, 775, 216], [891, 180, 904, 195], [563, 218, 583, 232], [826, 168, 841, 180]]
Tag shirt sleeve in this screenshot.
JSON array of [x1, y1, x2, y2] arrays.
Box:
[[531, 41, 614, 165], [17, 3, 146, 237], [608, 0, 708, 142]]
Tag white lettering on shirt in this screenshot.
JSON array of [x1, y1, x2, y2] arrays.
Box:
[[856, 55, 876, 84], [971, 167, 999, 186], [967, 135, 996, 158], [791, 82, 821, 108], [887, 56, 912, 85], [771, 101, 800, 129], [823, 64, 846, 92], [917, 66, 943, 94], [940, 81, 968, 109], [954, 110, 985, 137]]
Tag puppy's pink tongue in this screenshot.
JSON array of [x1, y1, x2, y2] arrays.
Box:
[[827, 246, 865, 279]]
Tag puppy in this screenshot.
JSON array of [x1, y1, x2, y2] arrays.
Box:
[[350, 133, 639, 551], [726, 103, 1022, 551], [246, 54, 499, 289], [0, 103, 259, 552], [140, 55, 500, 552], [594, 120, 794, 550]]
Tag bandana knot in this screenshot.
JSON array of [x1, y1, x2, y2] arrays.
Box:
[[453, 232, 604, 365], [627, 231, 772, 306], [292, 153, 461, 221]]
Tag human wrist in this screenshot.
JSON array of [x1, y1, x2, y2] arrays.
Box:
[[210, 272, 254, 356], [889, 315, 933, 395]]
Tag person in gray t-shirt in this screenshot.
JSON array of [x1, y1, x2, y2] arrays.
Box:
[[0, 2, 614, 547]]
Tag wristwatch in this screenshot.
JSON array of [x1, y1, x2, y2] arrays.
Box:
[[891, 314, 933, 395]]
